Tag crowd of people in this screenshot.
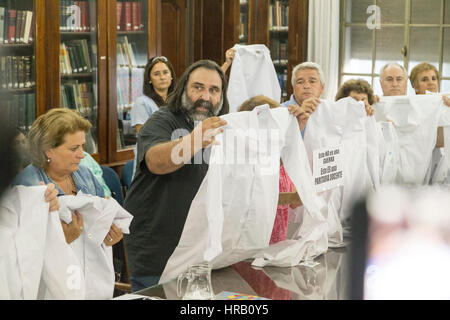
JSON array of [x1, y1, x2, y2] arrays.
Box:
[[1, 44, 449, 299]]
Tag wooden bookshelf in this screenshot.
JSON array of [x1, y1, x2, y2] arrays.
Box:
[[0, 0, 307, 166], [10, 0, 160, 166], [0, 0, 39, 132]]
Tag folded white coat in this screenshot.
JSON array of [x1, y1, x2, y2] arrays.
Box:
[[0, 186, 48, 299], [302, 97, 381, 228], [227, 44, 281, 113], [40, 192, 133, 300], [160, 106, 341, 284], [373, 95, 450, 184]]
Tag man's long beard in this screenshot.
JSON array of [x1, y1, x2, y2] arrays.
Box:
[[181, 90, 223, 122]]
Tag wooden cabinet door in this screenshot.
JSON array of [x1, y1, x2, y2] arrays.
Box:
[[161, 0, 186, 78], [188, 0, 239, 68]]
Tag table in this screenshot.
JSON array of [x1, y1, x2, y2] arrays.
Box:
[[135, 247, 351, 300]]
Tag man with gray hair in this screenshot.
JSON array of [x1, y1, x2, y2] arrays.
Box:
[[281, 62, 325, 136], [379, 63, 408, 96]]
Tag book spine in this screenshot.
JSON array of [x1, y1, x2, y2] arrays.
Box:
[[74, 1, 81, 31], [75, 40, 88, 72], [0, 7, 5, 43], [23, 11, 32, 44], [19, 10, 26, 43], [28, 10, 35, 42], [17, 94, 25, 129], [117, 1, 122, 30], [26, 92, 36, 129], [17, 56, 24, 88], [8, 9, 16, 43], [124, 1, 131, 31], [31, 55, 35, 86], [3, 6, 8, 43], [137, 1, 142, 30], [132, 1, 138, 31], [23, 55, 31, 87], [15, 10, 21, 43], [80, 39, 92, 72], [0, 57, 5, 88], [80, 1, 85, 32], [11, 56, 17, 88], [66, 44, 78, 73]]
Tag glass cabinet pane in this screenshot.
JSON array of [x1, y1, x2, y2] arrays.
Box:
[[345, 0, 373, 24], [411, 0, 441, 25], [239, 0, 249, 44], [443, 28, 450, 77], [0, 0, 36, 133], [269, 0, 289, 101], [59, 0, 99, 154], [375, 27, 404, 74], [116, 0, 147, 151], [343, 26, 373, 74], [377, 0, 405, 24], [408, 27, 440, 71]]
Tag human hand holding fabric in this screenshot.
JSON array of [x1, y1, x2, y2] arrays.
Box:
[[61, 210, 84, 244], [104, 223, 123, 246], [190, 116, 227, 150], [42, 182, 59, 212]]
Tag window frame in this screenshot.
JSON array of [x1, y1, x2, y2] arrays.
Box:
[[339, 0, 450, 92]]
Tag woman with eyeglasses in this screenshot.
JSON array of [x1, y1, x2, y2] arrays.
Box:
[[131, 56, 176, 133]]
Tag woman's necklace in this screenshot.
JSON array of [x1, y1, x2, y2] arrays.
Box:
[[66, 175, 77, 195], [45, 171, 77, 195]]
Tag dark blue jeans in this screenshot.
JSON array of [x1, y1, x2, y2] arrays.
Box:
[[130, 275, 161, 292]]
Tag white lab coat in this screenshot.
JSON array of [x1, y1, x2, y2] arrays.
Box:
[[160, 106, 342, 284], [0, 186, 49, 300], [0, 188, 133, 300], [38, 206, 86, 300], [373, 95, 450, 185], [227, 44, 281, 113], [302, 98, 381, 227], [52, 193, 133, 300]]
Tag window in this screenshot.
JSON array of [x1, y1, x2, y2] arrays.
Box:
[[339, 0, 450, 95]]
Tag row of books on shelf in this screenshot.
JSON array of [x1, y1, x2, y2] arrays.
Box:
[[0, 7, 34, 44], [117, 1, 144, 32], [117, 36, 140, 68], [0, 55, 35, 89], [60, 0, 93, 32], [269, 1, 289, 29], [60, 80, 97, 118], [270, 39, 288, 62], [277, 70, 288, 99], [60, 39, 97, 75], [2, 92, 35, 131]]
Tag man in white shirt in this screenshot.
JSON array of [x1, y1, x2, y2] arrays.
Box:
[[281, 62, 325, 136]]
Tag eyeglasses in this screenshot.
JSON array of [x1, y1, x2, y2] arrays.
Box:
[[151, 56, 168, 63]]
